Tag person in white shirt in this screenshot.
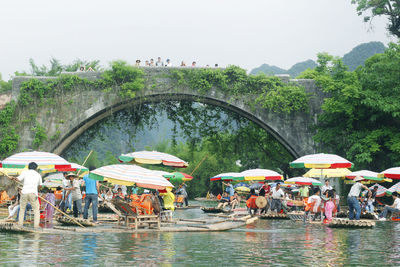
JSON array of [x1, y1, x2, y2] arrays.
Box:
[[165, 59, 172, 67], [321, 180, 333, 195], [377, 192, 400, 221], [347, 176, 370, 220], [271, 183, 285, 214], [14, 162, 43, 228]]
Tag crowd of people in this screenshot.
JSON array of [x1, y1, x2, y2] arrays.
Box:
[[1, 163, 191, 227], [215, 176, 400, 223], [135, 57, 219, 68]]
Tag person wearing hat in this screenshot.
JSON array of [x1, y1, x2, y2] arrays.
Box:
[[347, 176, 370, 220], [376, 192, 400, 221], [64, 173, 82, 218]]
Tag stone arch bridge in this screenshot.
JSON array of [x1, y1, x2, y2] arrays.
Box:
[[7, 68, 326, 158]]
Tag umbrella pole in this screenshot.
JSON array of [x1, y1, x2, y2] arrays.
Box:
[[0, 171, 85, 228], [177, 154, 208, 190], [76, 150, 93, 177]]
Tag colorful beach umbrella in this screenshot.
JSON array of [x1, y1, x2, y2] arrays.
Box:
[[303, 168, 351, 178], [239, 169, 283, 181], [119, 151, 188, 168], [285, 177, 323, 186], [163, 172, 193, 183], [235, 186, 250, 193], [367, 183, 388, 198], [290, 153, 353, 169], [234, 182, 249, 189], [378, 167, 400, 180], [345, 170, 392, 183], [387, 182, 400, 195], [89, 164, 174, 190], [0, 151, 71, 173], [210, 172, 243, 182], [211, 169, 282, 182]]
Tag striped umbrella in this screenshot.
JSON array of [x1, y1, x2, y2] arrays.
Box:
[[239, 169, 283, 181], [210, 172, 243, 182], [378, 167, 400, 180], [163, 172, 193, 183], [119, 151, 188, 168], [387, 182, 400, 195], [285, 177, 323, 186], [304, 168, 351, 178], [1, 151, 70, 172], [89, 164, 174, 190], [345, 170, 392, 183], [368, 183, 388, 198], [290, 153, 353, 169]]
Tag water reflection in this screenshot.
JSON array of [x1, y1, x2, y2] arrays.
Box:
[[0, 210, 400, 266]]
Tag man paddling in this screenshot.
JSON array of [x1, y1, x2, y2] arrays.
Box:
[[14, 162, 42, 228]]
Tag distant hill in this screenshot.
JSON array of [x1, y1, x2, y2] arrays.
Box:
[[250, 41, 386, 77], [286, 60, 317, 78], [250, 64, 286, 76], [342, 41, 386, 71]]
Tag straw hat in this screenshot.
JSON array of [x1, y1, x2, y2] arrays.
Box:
[[354, 175, 364, 182], [65, 172, 77, 178], [255, 196, 267, 208]]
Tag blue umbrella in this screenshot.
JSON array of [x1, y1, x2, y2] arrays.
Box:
[[234, 182, 249, 188], [249, 182, 263, 190]]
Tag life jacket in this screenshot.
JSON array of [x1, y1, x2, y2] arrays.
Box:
[[54, 190, 63, 200], [0, 191, 10, 203], [217, 194, 221, 200], [246, 195, 258, 209]]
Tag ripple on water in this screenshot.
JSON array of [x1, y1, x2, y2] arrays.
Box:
[[1, 211, 400, 266]]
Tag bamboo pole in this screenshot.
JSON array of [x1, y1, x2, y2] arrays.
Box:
[[76, 150, 93, 177], [0, 171, 85, 228], [177, 154, 208, 190]]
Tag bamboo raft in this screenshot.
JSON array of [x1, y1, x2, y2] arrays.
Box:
[[328, 218, 375, 228], [55, 216, 97, 227], [175, 205, 201, 210], [260, 213, 289, 220], [0, 216, 254, 234], [336, 211, 376, 220]]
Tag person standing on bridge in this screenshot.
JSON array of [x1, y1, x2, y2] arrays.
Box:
[[155, 57, 164, 66]]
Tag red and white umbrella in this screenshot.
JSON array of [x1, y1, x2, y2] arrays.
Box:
[[379, 167, 400, 180], [119, 151, 188, 168], [387, 182, 400, 195], [0, 151, 70, 172], [344, 170, 393, 183], [290, 153, 353, 169], [89, 164, 173, 190], [368, 183, 388, 198]]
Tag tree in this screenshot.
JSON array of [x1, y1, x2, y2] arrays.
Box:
[[308, 43, 400, 170], [352, 0, 400, 38]]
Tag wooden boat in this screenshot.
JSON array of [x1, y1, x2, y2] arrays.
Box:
[[336, 211, 375, 220], [201, 207, 232, 214]]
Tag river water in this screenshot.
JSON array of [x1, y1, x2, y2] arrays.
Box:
[[1, 207, 399, 266]]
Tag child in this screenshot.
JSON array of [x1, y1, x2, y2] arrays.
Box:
[[365, 190, 374, 213], [324, 190, 335, 222]]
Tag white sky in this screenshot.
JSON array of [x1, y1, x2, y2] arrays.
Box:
[[0, 0, 395, 79]]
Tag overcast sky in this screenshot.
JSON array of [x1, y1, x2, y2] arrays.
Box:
[[0, 0, 395, 79]]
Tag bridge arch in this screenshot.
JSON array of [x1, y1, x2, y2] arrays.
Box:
[[10, 69, 322, 158], [53, 93, 301, 158]]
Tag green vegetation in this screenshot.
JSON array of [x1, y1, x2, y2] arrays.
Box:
[[0, 101, 19, 155], [170, 65, 310, 113], [300, 42, 400, 170], [0, 74, 12, 93], [351, 0, 400, 38], [32, 124, 47, 149]]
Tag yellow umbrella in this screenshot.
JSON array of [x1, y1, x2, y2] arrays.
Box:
[[303, 168, 351, 178]]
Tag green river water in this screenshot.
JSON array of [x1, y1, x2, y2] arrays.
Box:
[[0, 207, 399, 266]]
